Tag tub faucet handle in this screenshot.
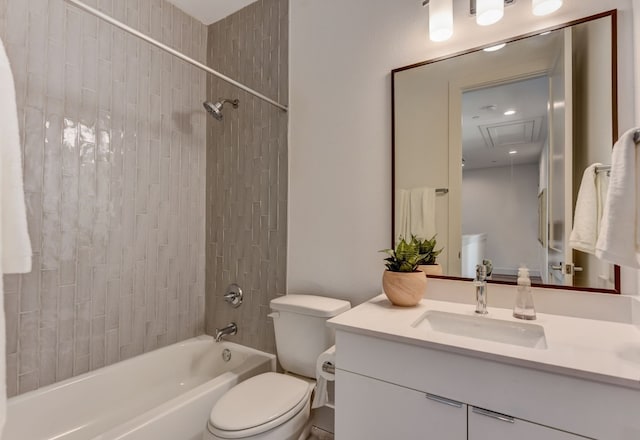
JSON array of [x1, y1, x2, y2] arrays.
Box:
[[215, 322, 238, 342], [224, 284, 243, 308]]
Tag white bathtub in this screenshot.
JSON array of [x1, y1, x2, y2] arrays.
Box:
[[5, 335, 276, 440]]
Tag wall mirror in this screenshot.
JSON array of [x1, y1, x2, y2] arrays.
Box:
[[392, 11, 620, 293]]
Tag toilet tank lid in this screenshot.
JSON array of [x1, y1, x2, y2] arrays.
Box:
[[270, 295, 351, 317]]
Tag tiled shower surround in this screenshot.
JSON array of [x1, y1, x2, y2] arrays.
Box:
[[0, 0, 207, 396], [205, 0, 288, 354]]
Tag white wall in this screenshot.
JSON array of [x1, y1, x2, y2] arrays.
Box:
[[462, 164, 541, 275], [289, 0, 636, 304]]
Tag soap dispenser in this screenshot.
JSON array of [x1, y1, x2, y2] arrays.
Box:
[[513, 266, 536, 320]]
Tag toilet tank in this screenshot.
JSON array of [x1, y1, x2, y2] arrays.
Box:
[[270, 295, 351, 378]]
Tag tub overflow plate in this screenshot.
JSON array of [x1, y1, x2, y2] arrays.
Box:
[[222, 349, 232, 362]]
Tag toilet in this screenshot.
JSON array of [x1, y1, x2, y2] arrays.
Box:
[[204, 295, 351, 440]]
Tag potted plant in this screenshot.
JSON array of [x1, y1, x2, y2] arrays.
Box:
[[380, 238, 427, 307], [412, 235, 444, 276]]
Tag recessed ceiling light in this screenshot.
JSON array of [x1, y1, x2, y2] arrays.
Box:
[[483, 43, 506, 52], [480, 104, 497, 111], [509, 150, 518, 155], [504, 109, 516, 116]]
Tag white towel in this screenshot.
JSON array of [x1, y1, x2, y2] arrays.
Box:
[[569, 163, 607, 255], [395, 187, 436, 242], [0, 37, 33, 436], [595, 128, 640, 268]]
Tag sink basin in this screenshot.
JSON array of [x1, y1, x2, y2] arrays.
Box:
[[412, 310, 548, 349]]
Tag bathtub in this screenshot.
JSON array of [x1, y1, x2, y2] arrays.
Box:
[[4, 335, 276, 440]]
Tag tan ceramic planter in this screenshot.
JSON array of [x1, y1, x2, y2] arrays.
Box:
[[419, 264, 443, 276], [382, 270, 427, 307]]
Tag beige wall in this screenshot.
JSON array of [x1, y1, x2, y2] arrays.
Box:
[[0, 0, 207, 396], [394, 64, 451, 272], [572, 18, 615, 290], [205, 0, 288, 355]]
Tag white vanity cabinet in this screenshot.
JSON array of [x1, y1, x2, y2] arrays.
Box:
[[332, 328, 640, 440], [337, 370, 467, 440]]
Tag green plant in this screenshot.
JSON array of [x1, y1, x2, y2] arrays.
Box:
[[412, 235, 443, 265], [380, 237, 426, 272]]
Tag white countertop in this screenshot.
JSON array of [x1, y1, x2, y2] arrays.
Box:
[[328, 294, 640, 390]]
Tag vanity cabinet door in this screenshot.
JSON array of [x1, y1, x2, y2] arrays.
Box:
[[468, 406, 590, 440], [335, 370, 466, 440]]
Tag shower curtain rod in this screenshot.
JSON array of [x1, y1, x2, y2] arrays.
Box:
[[64, 0, 289, 112]]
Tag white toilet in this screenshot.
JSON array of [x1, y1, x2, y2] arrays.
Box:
[[204, 295, 351, 440]]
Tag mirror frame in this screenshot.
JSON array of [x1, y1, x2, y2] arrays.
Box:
[[391, 10, 620, 294]]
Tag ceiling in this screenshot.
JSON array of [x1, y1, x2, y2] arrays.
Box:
[[462, 76, 550, 171], [166, 0, 259, 25]]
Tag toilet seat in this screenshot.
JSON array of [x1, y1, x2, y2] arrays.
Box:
[[207, 372, 314, 439]]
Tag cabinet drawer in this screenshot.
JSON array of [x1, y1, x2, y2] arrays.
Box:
[[469, 406, 591, 440], [336, 370, 467, 440]]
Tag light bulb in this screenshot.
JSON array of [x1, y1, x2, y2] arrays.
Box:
[[532, 0, 563, 16], [429, 0, 453, 42], [476, 0, 504, 26]]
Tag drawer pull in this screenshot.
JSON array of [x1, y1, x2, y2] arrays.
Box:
[[472, 407, 515, 423], [425, 393, 463, 408]]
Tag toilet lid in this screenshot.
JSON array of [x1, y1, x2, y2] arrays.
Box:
[[210, 372, 311, 432]]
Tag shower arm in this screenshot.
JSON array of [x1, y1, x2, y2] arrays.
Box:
[[219, 99, 239, 108], [64, 0, 288, 113]]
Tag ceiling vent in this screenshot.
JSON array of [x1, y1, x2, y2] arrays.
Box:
[[478, 117, 543, 149]]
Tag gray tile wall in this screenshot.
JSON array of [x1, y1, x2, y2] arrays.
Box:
[[205, 0, 288, 355], [0, 0, 207, 396]]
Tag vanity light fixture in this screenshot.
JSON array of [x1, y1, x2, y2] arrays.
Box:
[[532, 0, 563, 16], [425, 0, 563, 43], [503, 109, 516, 115], [483, 43, 506, 52], [424, 0, 454, 42]]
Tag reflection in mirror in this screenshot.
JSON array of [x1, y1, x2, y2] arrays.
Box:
[[392, 11, 618, 293]]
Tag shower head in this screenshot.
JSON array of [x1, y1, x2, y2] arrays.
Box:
[[203, 99, 239, 121]]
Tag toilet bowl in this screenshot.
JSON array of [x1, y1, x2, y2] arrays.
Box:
[[204, 373, 315, 440], [203, 295, 351, 440]]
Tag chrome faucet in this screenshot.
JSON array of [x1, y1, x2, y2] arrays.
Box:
[[474, 264, 488, 315], [214, 322, 238, 342]]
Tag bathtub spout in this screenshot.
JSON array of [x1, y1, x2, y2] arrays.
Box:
[[214, 323, 238, 342]]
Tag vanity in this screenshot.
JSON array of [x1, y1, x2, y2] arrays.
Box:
[[328, 280, 640, 440]]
